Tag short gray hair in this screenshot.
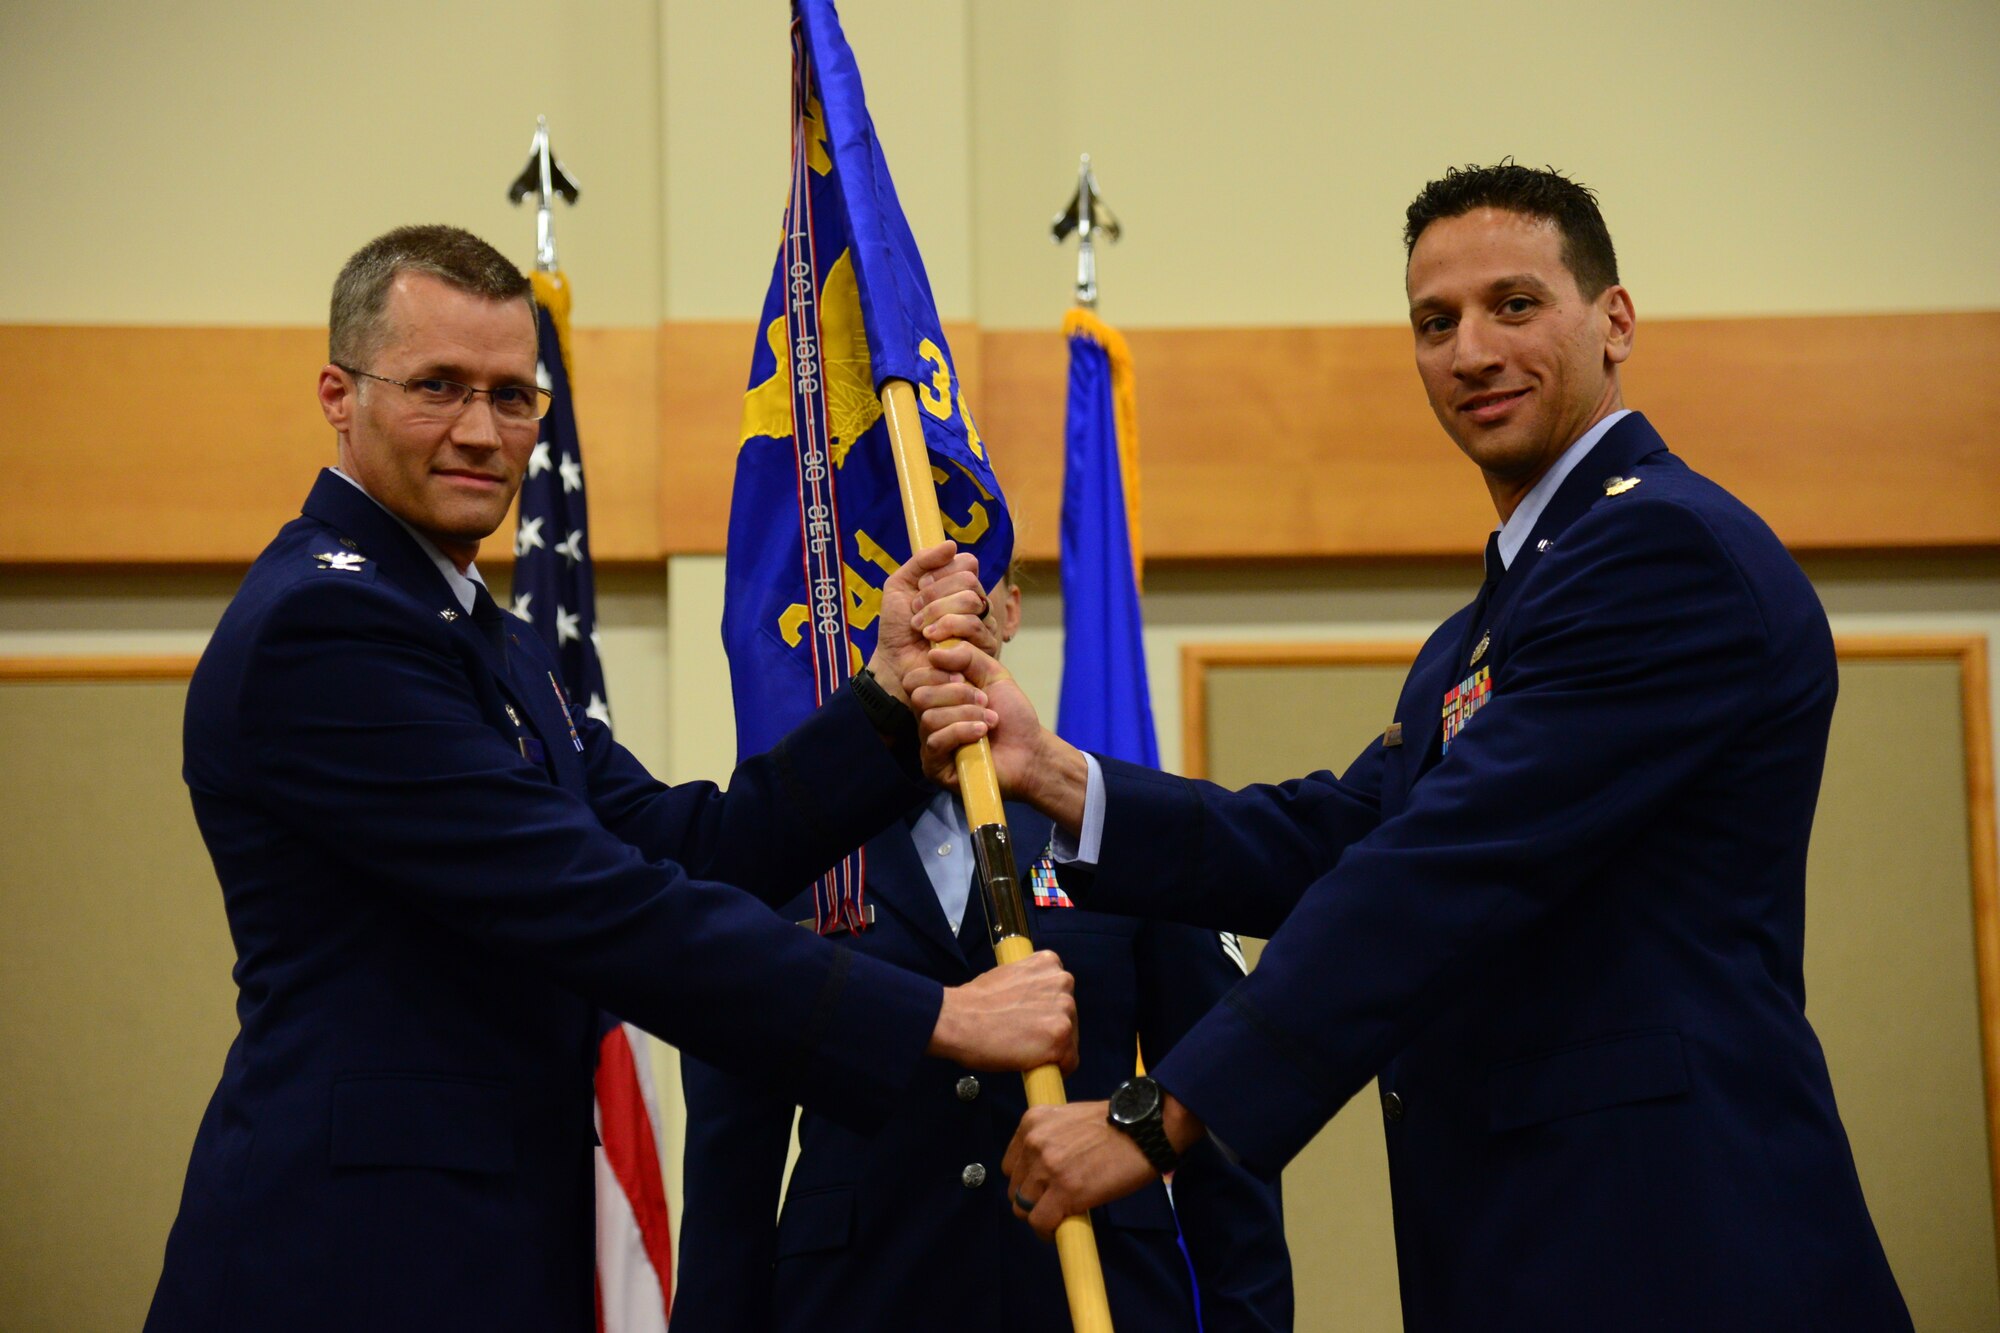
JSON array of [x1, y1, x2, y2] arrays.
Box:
[[329, 225, 531, 367]]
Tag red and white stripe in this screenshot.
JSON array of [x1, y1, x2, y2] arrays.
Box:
[[594, 1022, 674, 1333]]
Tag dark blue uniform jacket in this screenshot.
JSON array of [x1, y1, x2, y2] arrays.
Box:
[[674, 805, 1292, 1333], [1077, 415, 1910, 1331], [148, 471, 942, 1331]]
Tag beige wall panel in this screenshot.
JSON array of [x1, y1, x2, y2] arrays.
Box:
[[1203, 659, 1412, 1331], [0, 675, 237, 1331], [5, 1, 1996, 331], [0, 0, 663, 326], [662, 0, 974, 321], [1188, 644, 2000, 1329], [1806, 658, 1999, 1330], [968, 0, 2000, 329]]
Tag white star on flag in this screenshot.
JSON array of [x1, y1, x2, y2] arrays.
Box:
[[555, 530, 585, 565], [528, 441, 553, 477], [559, 454, 584, 494], [556, 605, 582, 645], [536, 359, 553, 390], [510, 591, 534, 622], [514, 516, 546, 557], [590, 628, 603, 654], [585, 692, 612, 727]]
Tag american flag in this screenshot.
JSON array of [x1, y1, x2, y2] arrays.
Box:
[[511, 270, 673, 1331]]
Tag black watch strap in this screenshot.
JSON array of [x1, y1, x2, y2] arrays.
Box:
[[850, 666, 917, 749], [1108, 1076, 1180, 1175]]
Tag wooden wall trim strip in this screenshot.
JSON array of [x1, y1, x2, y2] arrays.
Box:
[[1180, 631, 2000, 1287], [3, 312, 1996, 565], [0, 656, 201, 681]]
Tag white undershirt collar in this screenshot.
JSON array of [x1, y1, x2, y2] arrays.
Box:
[[1494, 409, 1632, 570], [329, 467, 486, 613]]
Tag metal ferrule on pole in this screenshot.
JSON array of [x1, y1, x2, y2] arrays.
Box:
[[971, 821, 1033, 946]]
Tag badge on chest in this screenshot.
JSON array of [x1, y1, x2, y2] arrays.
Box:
[[1441, 665, 1492, 756], [1028, 852, 1074, 909]]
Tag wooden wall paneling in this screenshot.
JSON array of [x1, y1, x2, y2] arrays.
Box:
[[0, 656, 203, 681], [0, 325, 663, 568], [0, 325, 329, 562], [556, 326, 660, 563], [5, 313, 1998, 564], [1625, 316, 2000, 551], [658, 321, 755, 554]]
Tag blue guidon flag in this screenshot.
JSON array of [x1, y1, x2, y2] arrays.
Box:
[[724, 0, 1013, 937], [1055, 308, 1159, 769]]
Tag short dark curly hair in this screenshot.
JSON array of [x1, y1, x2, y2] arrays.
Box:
[[1404, 161, 1619, 298], [329, 225, 531, 367]]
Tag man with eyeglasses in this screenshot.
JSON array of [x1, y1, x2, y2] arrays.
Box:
[[145, 225, 1080, 1332]]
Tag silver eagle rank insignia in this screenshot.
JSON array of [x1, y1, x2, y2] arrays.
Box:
[[314, 550, 368, 572]]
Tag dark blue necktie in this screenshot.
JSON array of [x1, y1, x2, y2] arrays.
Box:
[[470, 582, 509, 658]]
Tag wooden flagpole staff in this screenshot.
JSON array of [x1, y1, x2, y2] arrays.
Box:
[[880, 379, 1116, 1333]]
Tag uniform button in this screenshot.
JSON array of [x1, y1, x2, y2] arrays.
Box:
[[1381, 1090, 1404, 1123], [937, 842, 953, 857], [956, 1075, 981, 1102], [961, 1163, 987, 1188]]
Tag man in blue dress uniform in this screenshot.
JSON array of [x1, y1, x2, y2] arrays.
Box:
[[910, 166, 1912, 1330], [674, 575, 1292, 1332], [145, 225, 1078, 1332]]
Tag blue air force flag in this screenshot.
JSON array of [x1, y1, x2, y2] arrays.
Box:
[[724, 0, 1013, 936], [1055, 308, 1159, 768]]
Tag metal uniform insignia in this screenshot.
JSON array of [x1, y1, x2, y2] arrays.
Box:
[[1219, 932, 1248, 975], [1536, 538, 1552, 553], [314, 550, 367, 572], [1470, 631, 1491, 666], [504, 704, 521, 726], [1604, 475, 1641, 497], [439, 609, 460, 622]]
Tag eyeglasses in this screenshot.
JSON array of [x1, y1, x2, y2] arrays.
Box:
[[336, 364, 554, 423]]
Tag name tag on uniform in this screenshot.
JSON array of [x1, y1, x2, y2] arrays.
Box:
[[518, 736, 547, 765], [1441, 666, 1491, 756], [1383, 722, 1403, 748]]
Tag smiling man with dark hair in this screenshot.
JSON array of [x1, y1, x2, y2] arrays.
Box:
[[910, 165, 1912, 1331]]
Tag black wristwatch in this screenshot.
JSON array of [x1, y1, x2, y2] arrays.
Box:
[[1107, 1076, 1180, 1175], [850, 665, 917, 749]]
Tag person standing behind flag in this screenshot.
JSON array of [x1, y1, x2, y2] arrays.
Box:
[[683, 3, 1286, 1325], [678, 569, 1292, 1332]]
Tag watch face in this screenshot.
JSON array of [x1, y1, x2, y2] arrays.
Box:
[[1110, 1077, 1161, 1125]]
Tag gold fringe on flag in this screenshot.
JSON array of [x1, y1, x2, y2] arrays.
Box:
[[1062, 307, 1144, 589]]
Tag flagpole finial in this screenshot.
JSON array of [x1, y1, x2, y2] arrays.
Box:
[[1050, 153, 1121, 309], [507, 114, 581, 273]]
